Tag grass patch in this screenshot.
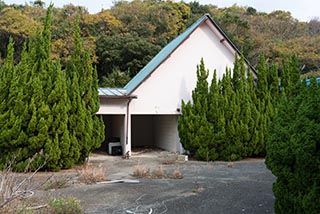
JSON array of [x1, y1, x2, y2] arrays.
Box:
[[133, 165, 150, 178], [47, 197, 82, 214], [77, 163, 106, 184], [43, 176, 72, 190], [133, 165, 183, 179]]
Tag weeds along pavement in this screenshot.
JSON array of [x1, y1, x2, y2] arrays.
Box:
[[1, 151, 276, 214]]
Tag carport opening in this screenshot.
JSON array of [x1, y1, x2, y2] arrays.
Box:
[[131, 115, 154, 149], [131, 115, 180, 152], [97, 114, 125, 155]]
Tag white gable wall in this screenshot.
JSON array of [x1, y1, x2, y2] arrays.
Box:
[[129, 22, 235, 115]]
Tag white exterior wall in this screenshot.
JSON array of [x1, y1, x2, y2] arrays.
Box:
[[129, 22, 235, 115], [98, 98, 127, 115], [154, 115, 182, 152]]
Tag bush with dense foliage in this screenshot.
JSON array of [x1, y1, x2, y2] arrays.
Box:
[[266, 78, 320, 213], [178, 55, 299, 161], [179, 57, 263, 161]]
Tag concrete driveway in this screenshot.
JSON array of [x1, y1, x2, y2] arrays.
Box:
[[43, 152, 276, 214]]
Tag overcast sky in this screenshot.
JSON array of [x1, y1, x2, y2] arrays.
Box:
[[3, 0, 319, 22]]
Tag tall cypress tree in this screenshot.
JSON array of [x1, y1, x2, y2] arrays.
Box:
[[255, 54, 272, 157], [256, 54, 268, 100], [279, 55, 300, 97], [0, 4, 104, 171], [269, 63, 279, 96], [178, 101, 196, 154], [47, 60, 70, 169], [0, 38, 14, 110], [66, 17, 104, 162], [192, 59, 215, 160], [0, 39, 16, 163], [67, 70, 83, 163], [218, 69, 233, 159], [266, 79, 320, 213], [179, 56, 266, 161], [208, 70, 226, 156], [178, 59, 216, 160]]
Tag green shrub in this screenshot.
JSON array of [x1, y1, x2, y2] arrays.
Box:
[[266, 79, 320, 214], [48, 197, 82, 214]]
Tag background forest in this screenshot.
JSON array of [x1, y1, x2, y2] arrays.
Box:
[[0, 0, 319, 88]]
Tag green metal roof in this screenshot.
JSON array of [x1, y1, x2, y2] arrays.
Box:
[[99, 88, 127, 96]]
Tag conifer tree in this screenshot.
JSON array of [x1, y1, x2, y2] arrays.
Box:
[[0, 39, 16, 163], [208, 70, 225, 157], [268, 63, 280, 105], [0, 38, 14, 114], [279, 55, 300, 97], [0, 38, 13, 99], [0, 39, 35, 169], [218, 69, 233, 159], [178, 101, 196, 154], [246, 70, 261, 155], [178, 59, 216, 160], [179, 56, 266, 161], [16, 5, 68, 171], [222, 55, 254, 160], [255, 54, 273, 156], [266, 79, 320, 213], [66, 17, 104, 162], [67, 70, 83, 163], [0, 4, 104, 171], [256, 54, 268, 100], [47, 61, 71, 169]]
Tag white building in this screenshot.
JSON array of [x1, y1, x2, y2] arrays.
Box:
[[97, 14, 256, 155]]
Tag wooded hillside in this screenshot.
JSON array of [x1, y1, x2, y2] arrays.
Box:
[[0, 0, 319, 86]]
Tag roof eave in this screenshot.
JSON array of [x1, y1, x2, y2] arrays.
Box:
[[99, 95, 137, 99]]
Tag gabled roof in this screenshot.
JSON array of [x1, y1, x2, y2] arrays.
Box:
[[123, 14, 257, 95]]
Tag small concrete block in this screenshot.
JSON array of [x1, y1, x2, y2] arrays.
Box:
[[177, 155, 188, 161]]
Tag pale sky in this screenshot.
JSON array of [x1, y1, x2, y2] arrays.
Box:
[[3, 0, 319, 22]]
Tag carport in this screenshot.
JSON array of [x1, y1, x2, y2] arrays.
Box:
[[98, 89, 183, 155], [131, 115, 181, 152], [97, 88, 134, 154]]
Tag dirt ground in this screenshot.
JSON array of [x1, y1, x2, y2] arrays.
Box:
[[26, 150, 276, 214]]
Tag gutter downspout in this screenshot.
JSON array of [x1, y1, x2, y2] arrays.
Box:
[[125, 96, 137, 155], [125, 98, 132, 146]]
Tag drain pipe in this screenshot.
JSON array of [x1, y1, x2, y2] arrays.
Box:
[[125, 96, 136, 155], [125, 98, 132, 146]]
